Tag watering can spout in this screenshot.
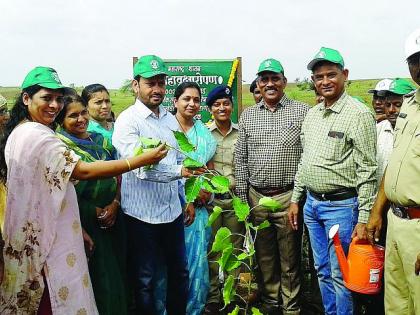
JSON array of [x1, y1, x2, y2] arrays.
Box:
[[329, 224, 349, 282]]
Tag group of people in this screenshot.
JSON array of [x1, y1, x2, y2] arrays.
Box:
[[0, 28, 419, 315]]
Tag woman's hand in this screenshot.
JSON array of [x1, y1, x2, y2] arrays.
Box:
[[136, 143, 168, 166], [82, 228, 95, 258], [97, 201, 119, 228], [184, 204, 195, 226], [195, 189, 211, 206]]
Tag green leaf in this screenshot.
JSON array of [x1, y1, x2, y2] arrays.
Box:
[[217, 245, 233, 270], [236, 248, 255, 260], [225, 258, 241, 272], [173, 131, 195, 153], [251, 307, 264, 315], [133, 146, 143, 156], [210, 176, 230, 193], [258, 196, 283, 211], [183, 157, 204, 169], [202, 178, 220, 193], [257, 220, 271, 230], [223, 274, 236, 307], [211, 227, 232, 252], [207, 206, 222, 227], [185, 177, 201, 203], [232, 197, 250, 222], [139, 136, 161, 148], [228, 305, 240, 315]]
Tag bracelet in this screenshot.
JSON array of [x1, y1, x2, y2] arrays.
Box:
[[113, 199, 121, 206], [125, 159, 131, 171]]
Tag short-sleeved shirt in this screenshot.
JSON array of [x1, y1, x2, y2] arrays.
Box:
[[209, 121, 238, 189], [291, 92, 377, 223], [384, 89, 420, 206]]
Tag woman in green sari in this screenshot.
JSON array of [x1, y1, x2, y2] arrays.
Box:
[[55, 90, 128, 315]]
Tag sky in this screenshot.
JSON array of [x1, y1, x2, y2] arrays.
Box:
[[0, 0, 419, 89]]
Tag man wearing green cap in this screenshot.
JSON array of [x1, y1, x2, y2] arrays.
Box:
[[235, 58, 309, 315], [112, 55, 198, 315], [288, 47, 377, 314], [367, 29, 420, 315]]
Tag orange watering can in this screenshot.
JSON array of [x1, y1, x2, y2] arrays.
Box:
[[329, 224, 385, 294]]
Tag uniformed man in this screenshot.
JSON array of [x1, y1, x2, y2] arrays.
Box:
[[249, 78, 262, 103], [367, 28, 420, 315], [368, 79, 393, 123], [288, 47, 377, 314], [204, 85, 243, 314], [376, 78, 416, 184]]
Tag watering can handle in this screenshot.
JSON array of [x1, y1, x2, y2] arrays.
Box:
[[351, 236, 369, 245]]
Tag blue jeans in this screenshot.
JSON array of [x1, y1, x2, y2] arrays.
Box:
[[125, 214, 189, 315], [303, 192, 358, 315]]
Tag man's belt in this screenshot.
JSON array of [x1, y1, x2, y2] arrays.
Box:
[[308, 188, 357, 201], [251, 184, 294, 197], [391, 203, 420, 220], [214, 192, 232, 200]]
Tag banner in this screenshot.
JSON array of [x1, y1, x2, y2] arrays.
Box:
[[133, 58, 242, 123]]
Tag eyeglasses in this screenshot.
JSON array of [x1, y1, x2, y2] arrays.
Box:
[[258, 75, 284, 86]]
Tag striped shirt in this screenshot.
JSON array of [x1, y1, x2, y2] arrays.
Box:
[[291, 92, 377, 223], [234, 95, 310, 202], [112, 99, 185, 224]]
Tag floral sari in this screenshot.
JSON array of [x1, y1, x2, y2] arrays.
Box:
[[0, 122, 98, 315]]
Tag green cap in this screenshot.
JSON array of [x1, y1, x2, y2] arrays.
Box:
[[257, 58, 284, 75], [21, 66, 64, 90], [307, 47, 345, 71], [388, 78, 416, 95], [133, 55, 168, 79]]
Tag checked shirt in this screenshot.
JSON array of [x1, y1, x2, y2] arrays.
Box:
[[291, 92, 377, 223], [235, 95, 310, 202]]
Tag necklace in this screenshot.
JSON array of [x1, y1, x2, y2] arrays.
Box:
[[175, 116, 198, 146]]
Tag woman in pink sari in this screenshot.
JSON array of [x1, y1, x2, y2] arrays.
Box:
[[0, 67, 167, 315]]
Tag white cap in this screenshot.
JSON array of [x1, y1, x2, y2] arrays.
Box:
[[405, 28, 420, 59], [368, 78, 393, 94]]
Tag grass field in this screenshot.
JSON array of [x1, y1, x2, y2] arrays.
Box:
[[0, 78, 415, 115]]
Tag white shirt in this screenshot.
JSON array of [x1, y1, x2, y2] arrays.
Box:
[[376, 119, 394, 187], [112, 99, 185, 224]]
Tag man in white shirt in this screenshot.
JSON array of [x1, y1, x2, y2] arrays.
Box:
[[112, 55, 199, 315]]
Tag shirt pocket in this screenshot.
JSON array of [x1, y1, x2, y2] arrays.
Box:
[[393, 120, 408, 149], [276, 122, 302, 147], [323, 132, 347, 161]]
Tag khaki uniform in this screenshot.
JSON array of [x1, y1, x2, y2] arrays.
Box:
[[207, 122, 244, 304], [384, 89, 420, 315]]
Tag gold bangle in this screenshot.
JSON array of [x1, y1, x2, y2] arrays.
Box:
[[125, 159, 131, 171]]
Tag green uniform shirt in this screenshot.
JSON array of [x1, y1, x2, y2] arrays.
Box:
[[384, 89, 420, 206], [209, 121, 238, 189], [291, 92, 377, 223]]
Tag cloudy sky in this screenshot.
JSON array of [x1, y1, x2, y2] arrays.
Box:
[[0, 0, 419, 88]]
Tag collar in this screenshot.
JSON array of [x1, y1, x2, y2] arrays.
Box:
[[135, 98, 167, 119], [319, 91, 348, 113], [209, 121, 238, 135], [378, 119, 394, 133], [259, 94, 288, 110]]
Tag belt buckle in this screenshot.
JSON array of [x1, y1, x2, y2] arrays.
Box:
[[393, 206, 406, 219]]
